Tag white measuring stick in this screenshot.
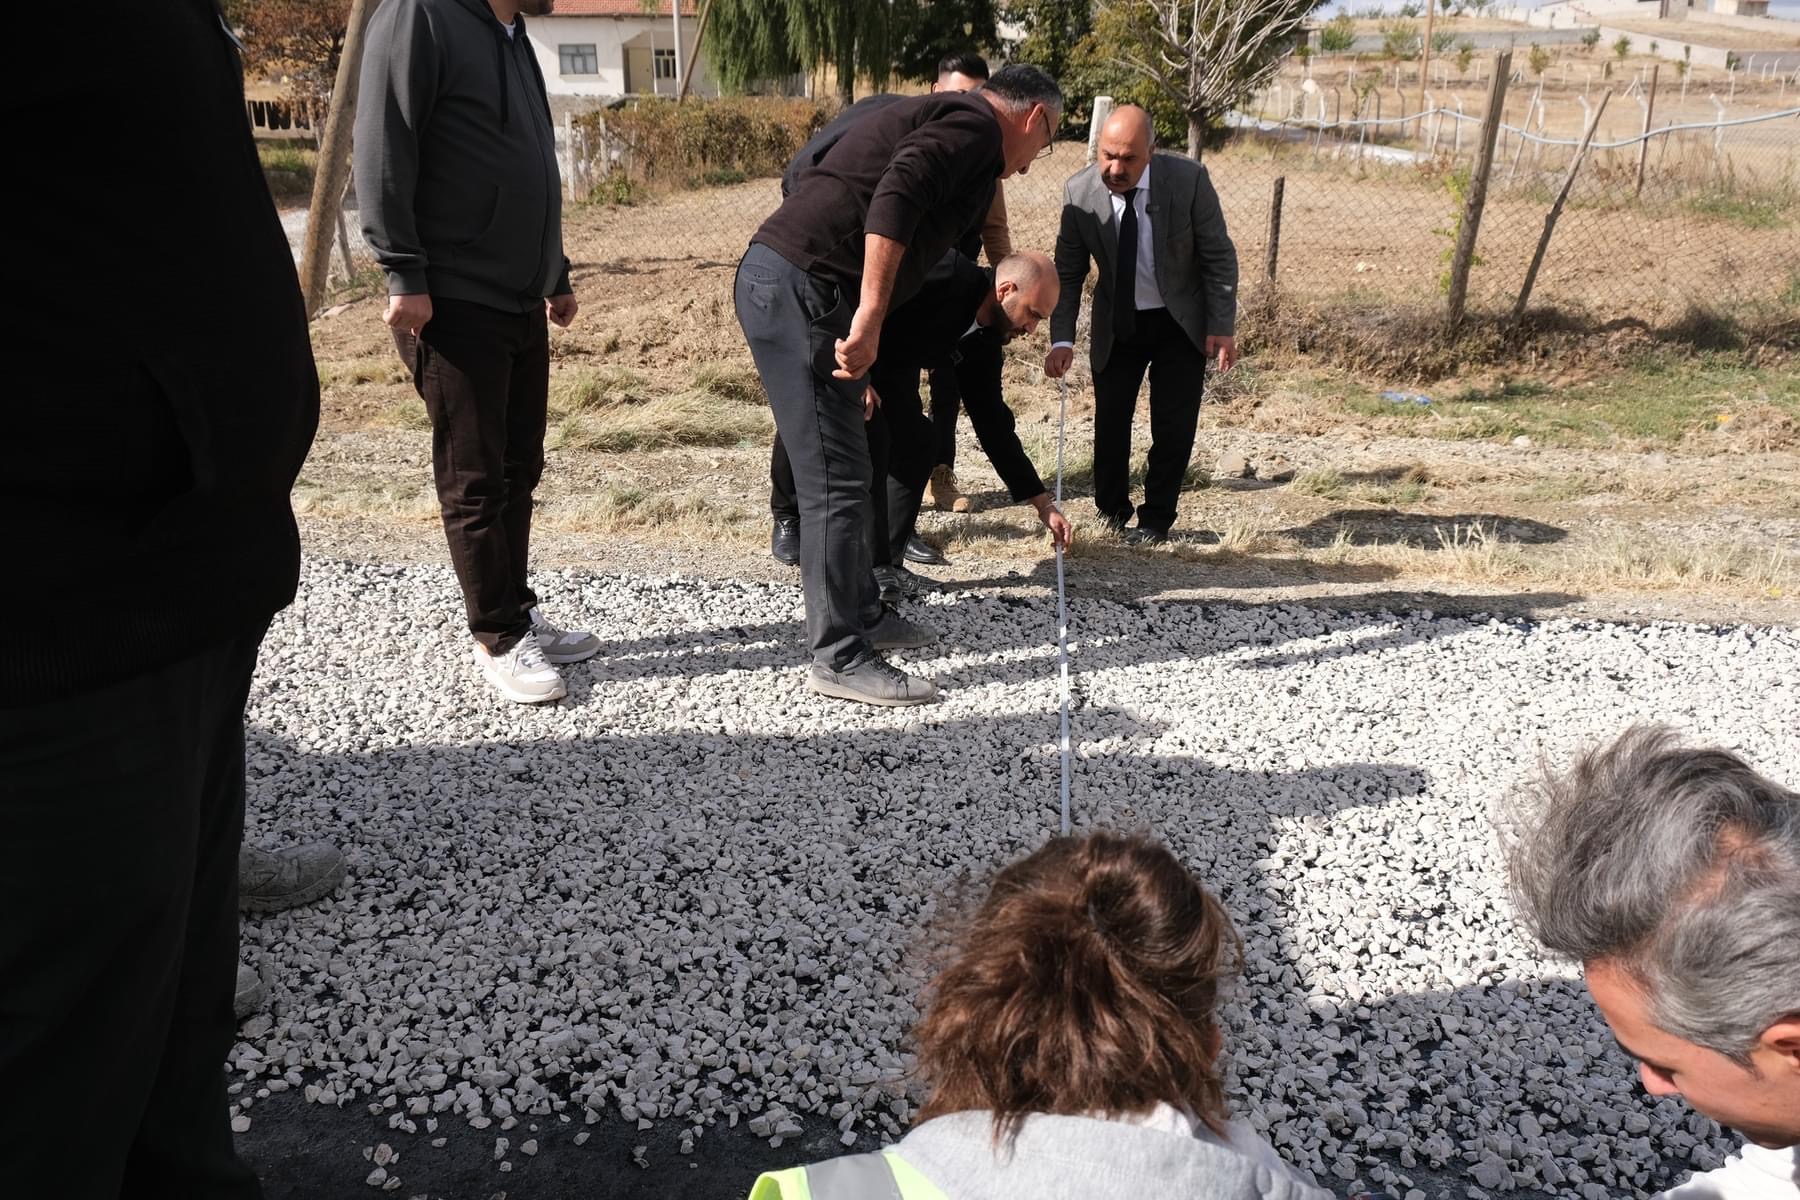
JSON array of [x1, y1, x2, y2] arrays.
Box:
[[1055, 373, 1072, 837]]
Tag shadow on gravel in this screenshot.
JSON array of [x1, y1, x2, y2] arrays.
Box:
[[1279, 511, 1568, 551], [236, 711, 1436, 1200]]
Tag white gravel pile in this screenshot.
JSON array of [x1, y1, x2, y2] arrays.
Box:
[[236, 559, 1800, 1197]]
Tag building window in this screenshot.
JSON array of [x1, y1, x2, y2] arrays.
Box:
[[559, 43, 598, 75], [654, 48, 677, 80]]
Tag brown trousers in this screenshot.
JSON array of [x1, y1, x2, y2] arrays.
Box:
[[395, 297, 549, 653]]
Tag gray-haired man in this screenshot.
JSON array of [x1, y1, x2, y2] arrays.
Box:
[[1506, 726, 1800, 1198]]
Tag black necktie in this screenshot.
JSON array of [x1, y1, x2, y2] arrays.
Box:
[[1114, 187, 1140, 342]]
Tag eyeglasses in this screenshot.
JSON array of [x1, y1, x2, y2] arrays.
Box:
[[1035, 106, 1057, 160]]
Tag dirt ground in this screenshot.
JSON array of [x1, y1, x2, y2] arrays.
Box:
[[300, 144, 1798, 632]]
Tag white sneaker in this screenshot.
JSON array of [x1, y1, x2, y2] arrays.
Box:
[[528, 606, 600, 664], [474, 633, 567, 703]]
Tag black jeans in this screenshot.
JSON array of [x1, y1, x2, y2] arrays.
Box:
[[736, 243, 882, 668], [0, 625, 269, 1199], [1092, 307, 1206, 534], [869, 358, 941, 568], [395, 297, 548, 654]]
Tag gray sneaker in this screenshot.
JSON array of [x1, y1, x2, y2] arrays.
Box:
[[806, 651, 937, 706], [869, 608, 938, 651], [239, 842, 347, 914], [474, 633, 567, 703], [528, 606, 600, 664], [235, 963, 266, 1021]]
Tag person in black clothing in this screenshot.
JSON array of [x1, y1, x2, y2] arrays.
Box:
[[736, 64, 1063, 707], [921, 51, 1016, 522], [356, 0, 596, 705], [0, 3, 319, 1194], [771, 250, 1073, 601]]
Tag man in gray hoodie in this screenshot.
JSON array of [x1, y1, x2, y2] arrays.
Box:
[[356, 0, 596, 704]]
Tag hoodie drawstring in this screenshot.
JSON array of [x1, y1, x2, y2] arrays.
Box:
[[494, 24, 510, 131]]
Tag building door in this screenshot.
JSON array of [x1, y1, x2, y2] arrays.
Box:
[[626, 45, 653, 95]]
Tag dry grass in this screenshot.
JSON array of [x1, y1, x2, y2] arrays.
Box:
[[546, 364, 773, 453]]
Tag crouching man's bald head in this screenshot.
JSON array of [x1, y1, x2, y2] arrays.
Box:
[[1505, 725, 1800, 1149], [985, 251, 1059, 343]]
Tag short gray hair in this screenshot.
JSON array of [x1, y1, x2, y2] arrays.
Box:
[[1504, 724, 1800, 1064], [980, 64, 1063, 121]]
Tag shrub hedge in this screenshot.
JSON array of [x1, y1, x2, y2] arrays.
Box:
[[575, 97, 834, 190]]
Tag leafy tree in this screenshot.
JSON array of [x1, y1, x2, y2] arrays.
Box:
[[1099, 0, 1329, 158], [1438, 0, 1455, 14], [1454, 39, 1476, 74], [1319, 12, 1357, 53], [221, 0, 352, 123], [1003, 0, 1095, 84], [707, 0, 901, 105], [1397, 1, 1423, 17], [1528, 43, 1551, 76], [1612, 33, 1632, 62], [1581, 28, 1601, 52], [891, 0, 1000, 82], [1381, 18, 1422, 62], [1294, 42, 1314, 70], [1431, 30, 1454, 54]]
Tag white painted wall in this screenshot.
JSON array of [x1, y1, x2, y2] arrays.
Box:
[[528, 14, 717, 98]]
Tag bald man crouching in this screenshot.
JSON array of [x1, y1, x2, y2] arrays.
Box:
[[1045, 105, 1239, 545], [870, 249, 1073, 600]]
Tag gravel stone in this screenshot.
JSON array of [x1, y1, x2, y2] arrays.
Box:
[[234, 560, 1800, 1198]]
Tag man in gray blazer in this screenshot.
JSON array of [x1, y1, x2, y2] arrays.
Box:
[[1045, 105, 1239, 543]]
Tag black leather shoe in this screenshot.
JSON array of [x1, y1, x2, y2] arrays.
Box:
[[770, 517, 800, 566], [1124, 525, 1169, 546], [903, 534, 948, 565]]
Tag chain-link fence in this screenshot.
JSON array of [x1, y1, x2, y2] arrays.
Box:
[[545, 51, 1799, 348]]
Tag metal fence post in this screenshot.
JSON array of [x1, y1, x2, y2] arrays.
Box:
[[1447, 50, 1512, 330]]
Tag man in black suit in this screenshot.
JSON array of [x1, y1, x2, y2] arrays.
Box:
[[1044, 105, 1239, 544]]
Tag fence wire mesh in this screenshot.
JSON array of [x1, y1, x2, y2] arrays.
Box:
[[550, 51, 1800, 336]]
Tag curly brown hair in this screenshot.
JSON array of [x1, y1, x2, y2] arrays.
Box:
[[913, 831, 1244, 1145]]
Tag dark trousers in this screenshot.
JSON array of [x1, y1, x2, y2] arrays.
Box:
[[1, 626, 269, 1200], [1092, 307, 1206, 534], [927, 365, 960, 469], [395, 297, 548, 654], [736, 243, 881, 668]]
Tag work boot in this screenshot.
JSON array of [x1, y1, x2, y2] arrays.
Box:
[[806, 651, 937, 706], [235, 964, 266, 1021], [923, 464, 970, 513], [239, 842, 348, 914], [1124, 524, 1170, 546], [869, 607, 938, 651], [770, 517, 799, 566], [903, 534, 949, 566]]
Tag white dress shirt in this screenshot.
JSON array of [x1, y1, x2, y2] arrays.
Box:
[[1656, 1142, 1800, 1200], [1053, 161, 1163, 351]]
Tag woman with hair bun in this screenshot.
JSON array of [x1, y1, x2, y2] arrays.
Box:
[[749, 831, 1368, 1199]]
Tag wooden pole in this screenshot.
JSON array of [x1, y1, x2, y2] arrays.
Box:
[[1264, 175, 1286, 284], [1446, 50, 1512, 330], [1633, 62, 1660, 197], [301, 0, 379, 319], [677, 0, 714, 101], [1513, 89, 1612, 320], [1419, 0, 1437, 118]]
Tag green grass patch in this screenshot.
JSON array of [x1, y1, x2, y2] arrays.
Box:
[[1684, 188, 1796, 231], [258, 140, 316, 201], [1335, 356, 1799, 447]]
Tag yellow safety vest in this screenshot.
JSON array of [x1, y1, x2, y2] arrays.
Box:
[[748, 1148, 947, 1200]]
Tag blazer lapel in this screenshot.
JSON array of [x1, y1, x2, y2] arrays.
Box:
[[1082, 171, 1117, 279], [1146, 155, 1176, 293]]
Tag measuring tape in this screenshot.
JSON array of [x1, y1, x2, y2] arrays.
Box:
[[1055, 374, 1072, 837]]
